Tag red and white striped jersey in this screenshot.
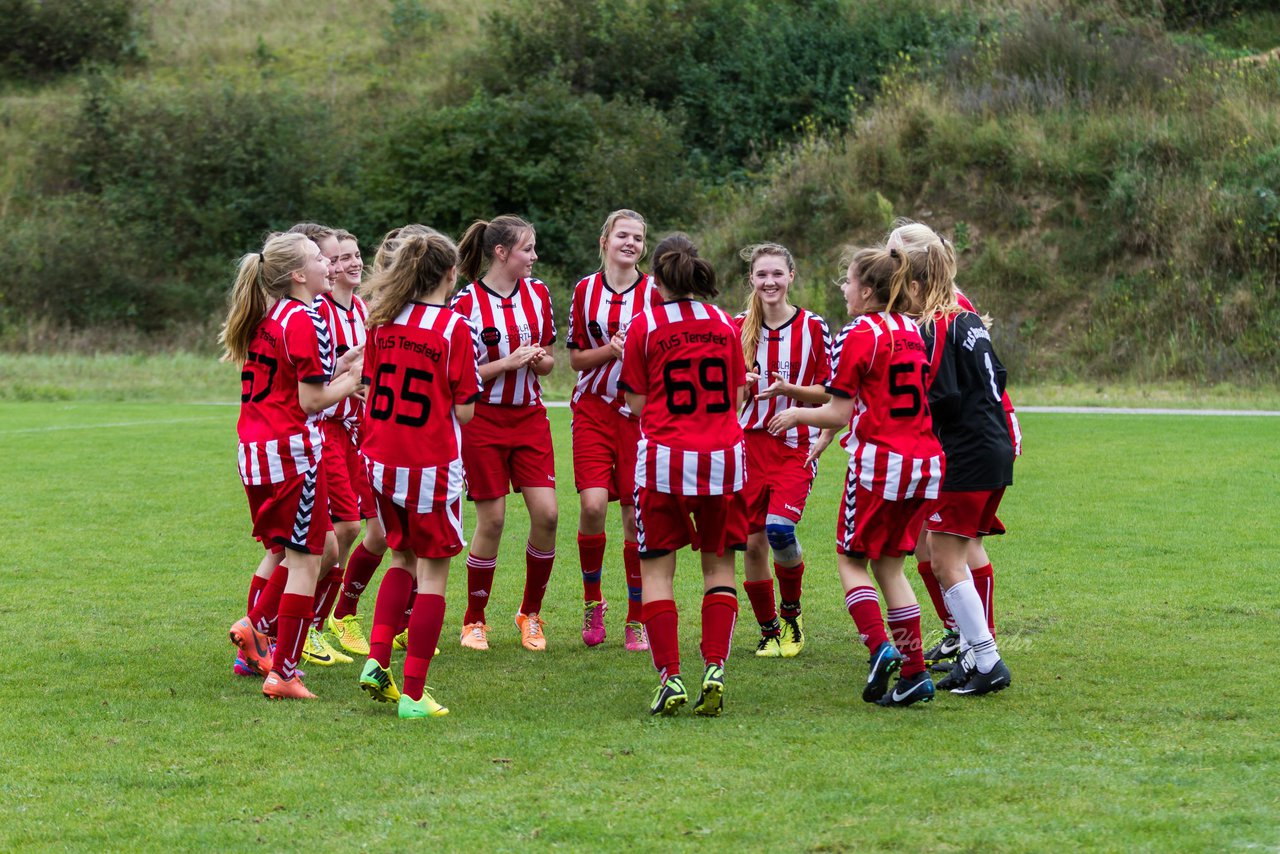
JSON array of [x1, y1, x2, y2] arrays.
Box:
[[735, 306, 832, 449], [956, 287, 1020, 456], [619, 299, 747, 496], [828, 311, 944, 501], [359, 302, 481, 509], [567, 271, 661, 418], [450, 278, 555, 407], [237, 297, 332, 485], [314, 292, 369, 430]]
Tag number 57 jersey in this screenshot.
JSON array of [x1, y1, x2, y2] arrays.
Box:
[[359, 302, 481, 509], [828, 311, 944, 501], [619, 299, 747, 496]]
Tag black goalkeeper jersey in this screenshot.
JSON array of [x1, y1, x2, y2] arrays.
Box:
[[921, 311, 1014, 491]]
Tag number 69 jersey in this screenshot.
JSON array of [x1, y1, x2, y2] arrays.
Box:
[[359, 302, 481, 509], [827, 311, 944, 501], [619, 299, 747, 496]]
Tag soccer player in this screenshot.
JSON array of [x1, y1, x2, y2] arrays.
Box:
[[451, 215, 558, 652], [223, 231, 364, 699], [567, 209, 661, 651], [769, 247, 942, 707], [734, 243, 831, 658], [619, 233, 748, 717], [355, 231, 480, 719], [904, 237, 1015, 696], [886, 221, 1019, 665]]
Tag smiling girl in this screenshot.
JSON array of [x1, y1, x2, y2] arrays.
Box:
[[451, 215, 559, 652], [733, 243, 831, 659]]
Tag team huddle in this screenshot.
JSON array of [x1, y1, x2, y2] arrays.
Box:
[[220, 210, 1019, 719]]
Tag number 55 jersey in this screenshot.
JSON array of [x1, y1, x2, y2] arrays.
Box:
[[359, 302, 481, 510], [619, 299, 747, 496], [828, 311, 943, 501]]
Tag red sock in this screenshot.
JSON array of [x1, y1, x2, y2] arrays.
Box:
[[642, 599, 680, 679], [700, 590, 739, 667], [743, 579, 778, 631], [370, 565, 414, 668], [248, 564, 288, 635], [917, 561, 955, 630], [887, 603, 925, 677], [845, 586, 888, 652], [463, 553, 496, 625], [398, 582, 417, 635], [246, 574, 269, 616], [623, 540, 643, 622], [401, 593, 445, 702], [520, 542, 555, 615], [577, 532, 606, 602], [775, 561, 804, 615], [333, 543, 383, 619], [272, 593, 311, 679], [310, 565, 342, 629], [971, 562, 995, 637]]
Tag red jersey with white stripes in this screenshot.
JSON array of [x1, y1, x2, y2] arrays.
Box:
[[827, 311, 944, 501], [236, 297, 332, 485], [619, 299, 747, 495], [956, 287, 1020, 455], [359, 302, 481, 510], [450, 278, 555, 406], [735, 306, 832, 449], [567, 270, 661, 418], [314, 292, 368, 429]]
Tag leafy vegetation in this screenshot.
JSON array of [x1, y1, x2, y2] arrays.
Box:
[[1, 1, 1278, 383]]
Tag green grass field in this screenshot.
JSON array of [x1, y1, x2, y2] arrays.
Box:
[[2, 399, 1278, 851]]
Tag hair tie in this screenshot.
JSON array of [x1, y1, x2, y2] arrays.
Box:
[[889, 248, 900, 259], [258, 252, 265, 264]]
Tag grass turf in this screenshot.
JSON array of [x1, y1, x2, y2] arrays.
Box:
[[2, 402, 1278, 850]]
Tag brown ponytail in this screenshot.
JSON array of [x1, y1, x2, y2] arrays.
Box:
[[458, 214, 534, 282], [652, 233, 717, 300], [219, 232, 312, 363], [365, 233, 460, 328]]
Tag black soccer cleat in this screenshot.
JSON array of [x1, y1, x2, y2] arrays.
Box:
[[877, 669, 936, 707], [935, 649, 975, 691], [950, 658, 1012, 696], [923, 628, 961, 664], [862, 641, 904, 703]]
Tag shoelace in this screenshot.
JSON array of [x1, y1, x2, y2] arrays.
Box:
[[525, 615, 543, 637]]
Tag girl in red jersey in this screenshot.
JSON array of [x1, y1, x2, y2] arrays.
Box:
[[567, 209, 662, 651], [223, 231, 365, 699], [734, 243, 832, 659], [903, 236, 1014, 696], [451, 215, 558, 652], [887, 221, 1019, 666], [355, 231, 480, 719], [619, 234, 748, 717], [769, 247, 942, 707]]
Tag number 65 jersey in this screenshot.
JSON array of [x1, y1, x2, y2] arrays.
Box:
[[359, 302, 481, 509], [828, 311, 944, 501], [619, 299, 747, 496]]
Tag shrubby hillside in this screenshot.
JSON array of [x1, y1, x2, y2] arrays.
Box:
[[1, 0, 1276, 381]]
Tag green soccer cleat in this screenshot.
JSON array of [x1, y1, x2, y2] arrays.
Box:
[[778, 613, 805, 658], [327, 612, 370, 657], [649, 675, 688, 716], [694, 664, 725, 717], [359, 658, 401, 703], [398, 690, 449, 719]]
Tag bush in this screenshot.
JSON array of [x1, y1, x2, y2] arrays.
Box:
[[1, 0, 142, 79], [472, 0, 979, 167]]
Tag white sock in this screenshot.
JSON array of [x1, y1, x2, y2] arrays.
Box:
[[943, 578, 999, 673]]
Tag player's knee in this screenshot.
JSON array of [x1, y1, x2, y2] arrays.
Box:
[[579, 494, 608, 528], [765, 516, 802, 563]]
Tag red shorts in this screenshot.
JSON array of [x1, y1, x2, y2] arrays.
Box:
[[743, 430, 816, 531], [321, 419, 376, 522], [571, 394, 640, 505], [926, 488, 1007, 540], [460, 403, 557, 501], [836, 468, 929, 560], [634, 488, 749, 558], [244, 464, 333, 555], [373, 491, 465, 560]]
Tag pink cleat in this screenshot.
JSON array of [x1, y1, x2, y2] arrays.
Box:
[[582, 600, 607, 647], [624, 620, 649, 652]]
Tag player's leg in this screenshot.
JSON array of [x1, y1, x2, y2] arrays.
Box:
[[577, 487, 611, 647], [871, 554, 932, 707], [931, 531, 1010, 696], [461, 496, 504, 650], [399, 554, 450, 719], [516, 486, 558, 651]]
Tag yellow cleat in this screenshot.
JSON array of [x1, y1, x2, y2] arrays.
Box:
[[327, 612, 370, 657], [778, 613, 805, 658], [398, 690, 449, 719], [302, 627, 338, 666], [359, 658, 401, 703]]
